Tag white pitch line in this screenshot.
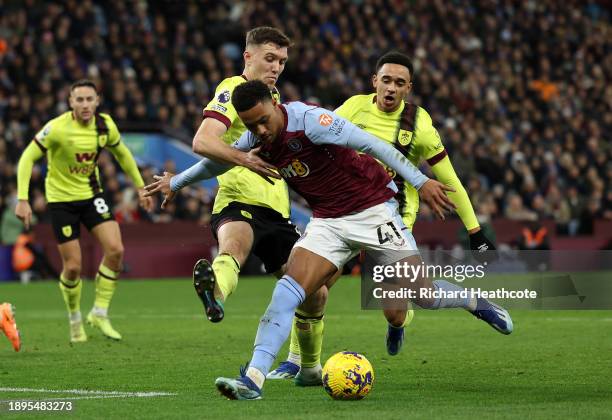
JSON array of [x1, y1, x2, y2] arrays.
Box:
[[0, 388, 176, 397], [0, 396, 156, 401]]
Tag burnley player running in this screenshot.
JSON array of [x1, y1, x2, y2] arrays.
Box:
[[145, 81, 513, 400], [16, 80, 153, 342], [335, 51, 497, 355]]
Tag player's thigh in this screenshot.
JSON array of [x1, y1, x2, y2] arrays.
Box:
[[285, 246, 337, 296], [90, 220, 124, 256], [293, 216, 354, 276], [210, 203, 258, 265], [216, 221, 254, 264], [325, 269, 343, 290]]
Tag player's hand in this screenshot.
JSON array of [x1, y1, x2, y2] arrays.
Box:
[[418, 179, 456, 220], [240, 147, 280, 184], [137, 187, 155, 212], [144, 172, 177, 209], [15, 200, 33, 230], [469, 229, 498, 263]]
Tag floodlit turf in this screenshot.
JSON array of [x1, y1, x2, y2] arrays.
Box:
[[1, 277, 611, 419]]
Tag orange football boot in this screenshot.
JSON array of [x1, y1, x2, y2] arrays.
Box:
[[1, 303, 21, 352]]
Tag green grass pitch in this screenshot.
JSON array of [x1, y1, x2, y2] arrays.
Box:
[[1, 277, 611, 419]]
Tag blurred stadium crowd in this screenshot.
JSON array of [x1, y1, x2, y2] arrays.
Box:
[[0, 0, 610, 238]]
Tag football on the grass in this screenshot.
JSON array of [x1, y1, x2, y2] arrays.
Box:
[[322, 351, 374, 400]]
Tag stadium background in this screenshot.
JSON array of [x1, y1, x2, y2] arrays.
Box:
[[0, 0, 610, 278], [1, 1, 611, 418]]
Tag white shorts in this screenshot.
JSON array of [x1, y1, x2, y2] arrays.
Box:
[[294, 199, 419, 269]]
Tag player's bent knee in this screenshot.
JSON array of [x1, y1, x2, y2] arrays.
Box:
[[105, 243, 124, 261], [218, 240, 249, 264], [63, 261, 81, 280]]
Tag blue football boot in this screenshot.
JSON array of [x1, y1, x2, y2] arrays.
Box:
[[215, 366, 262, 400], [386, 324, 405, 356], [471, 298, 513, 335], [266, 361, 300, 380]]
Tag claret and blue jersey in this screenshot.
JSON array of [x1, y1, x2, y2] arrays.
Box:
[[172, 101, 430, 219]]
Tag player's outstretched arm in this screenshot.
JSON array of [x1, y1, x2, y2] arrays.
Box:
[[305, 109, 456, 219], [431, 157, 479, 230], [350, 133, 457, 219], [430, 158, 497, 260], [145, 129, 262, 208], [15, 141, 45, 229], [144, 157, 234, 209], [193, 118, 279, 180]]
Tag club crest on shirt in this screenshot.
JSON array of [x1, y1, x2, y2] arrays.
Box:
[[287, 138, 302, 152], [398, 130, 413, 146], [217, 90, 231, 103]]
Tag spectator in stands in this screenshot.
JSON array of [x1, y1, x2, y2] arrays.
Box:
[[0, 0, 609, 235]]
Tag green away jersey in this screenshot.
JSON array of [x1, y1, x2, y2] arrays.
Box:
[[203, 76, 290, 218]]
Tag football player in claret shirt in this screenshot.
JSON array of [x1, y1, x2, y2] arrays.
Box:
[[271, 51, 499, 372], [145, 80, 513, 400], [15, 80, 153, 342]]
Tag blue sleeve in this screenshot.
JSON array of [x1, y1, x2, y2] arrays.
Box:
[[170, 131, 257, 191], [170, 158, 232, 191], [232, 130, 259, 152], [303, 108, 429, 190]]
